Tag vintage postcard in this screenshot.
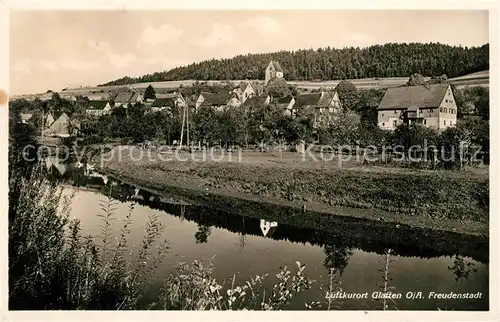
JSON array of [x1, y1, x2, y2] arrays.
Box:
[[2, 1, 497, 321]]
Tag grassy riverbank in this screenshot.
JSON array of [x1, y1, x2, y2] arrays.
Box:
[[99, 147, 489, 235]]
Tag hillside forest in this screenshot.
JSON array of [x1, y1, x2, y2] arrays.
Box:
[[100, 43, 489, 86]]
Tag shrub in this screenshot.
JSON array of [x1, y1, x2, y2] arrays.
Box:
[[9, 168, 169, 309]]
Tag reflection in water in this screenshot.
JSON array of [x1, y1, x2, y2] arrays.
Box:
[[195, 224, 212, 244], [323, 244, 353, 277], [58, 166, 488, 265], [236, 233, 247, 252], [260, 220, 278, 237], [50, 165, 489, 310], [448, 255, 479, 284]]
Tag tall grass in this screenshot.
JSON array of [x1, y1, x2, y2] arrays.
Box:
[[8, 167, 170, 309], [158, 259, 313, 310], [8, 166, 314, 310]]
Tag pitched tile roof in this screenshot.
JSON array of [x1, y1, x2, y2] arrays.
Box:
[[276, 96, 294, 104], [274, 96, 295, 110], [241, 95, 270, 109], [199, 91, 232, 106], [377, 84, 449, 110], [270, 60, 283, 73], [114, 92, 133, 103], [295, 93, 322, 108], [130, 93, 142, 101], [295, 92, 338, 109], [317, 91, 337, 107], [87, 100, 109, 110], [151, 95, 177, 108]]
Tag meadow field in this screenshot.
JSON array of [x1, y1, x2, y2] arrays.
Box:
[[12, 70, 489, 99]]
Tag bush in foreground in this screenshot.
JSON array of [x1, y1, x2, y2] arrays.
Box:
[[8, 167, 315, 310]]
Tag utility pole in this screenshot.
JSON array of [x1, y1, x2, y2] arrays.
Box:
[[186, 104, 190, 150], [179, 103, 185, 150], [41, 107, 44, 175]]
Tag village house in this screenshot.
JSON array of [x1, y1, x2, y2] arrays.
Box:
[[265, 60, 284, 84], [233, 82, 263, 103], [240, 94, 271, 109], [86, 100, 112, 117], [46, 113, 80, 137], [195, 91, 232, 111], [377, 83, 458, 131], [44, 112, 55, 128], [114, 91, 144, 108], [274, 96, 296, 115], [150, 93, 187, 113], [226, 93, 242, 108], [293, 91, 342, 118]]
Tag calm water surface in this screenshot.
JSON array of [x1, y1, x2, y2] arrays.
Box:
[[64, 178, 488, 310]]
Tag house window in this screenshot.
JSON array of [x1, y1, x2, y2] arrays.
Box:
[[393, 120, 397, 127], [444, 108, 447, 113], [382, 122, 385, 127], [450, 121, 453, 126], [424, 119, 427, 125], [445, 99, 448, 103], [430, 108, 434, 113], [382, 113, 384, 117], [394, 110, 397, 114], [444, 120, 447, 126]]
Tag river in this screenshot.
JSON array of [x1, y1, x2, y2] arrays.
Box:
[[51, 166, 489, 310]]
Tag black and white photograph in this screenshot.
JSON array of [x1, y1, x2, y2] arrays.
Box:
[[3, 2, 496, 317]]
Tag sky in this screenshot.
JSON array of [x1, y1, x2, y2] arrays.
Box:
[[10, 10, 489, 95]]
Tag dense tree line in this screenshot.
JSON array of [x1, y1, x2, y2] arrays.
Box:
[[101, 43, 489, 86]]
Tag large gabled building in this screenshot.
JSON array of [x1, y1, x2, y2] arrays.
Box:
[[377, 83, 457, 131]]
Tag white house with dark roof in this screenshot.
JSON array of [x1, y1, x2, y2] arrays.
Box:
[[265, 60, 284, 84], [293, 91, 342, 117], [114, 91, 144, 108], [377, 83, 457, 131], [86, 100, 112, 116], [240, 83, 256, 103], [240, 94, 271, 110], [150, 93, 186, 112], [46, 113, 80, 137], [195, 91, 232, 111], [274, 96, 296, 115]]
